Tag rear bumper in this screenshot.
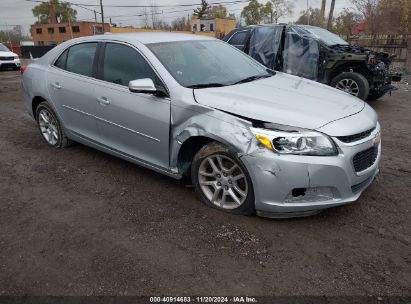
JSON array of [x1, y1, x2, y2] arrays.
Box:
[[240, 125, 381, 218]]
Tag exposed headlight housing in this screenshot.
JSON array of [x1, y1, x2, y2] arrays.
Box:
[[250, 125, 338, 156]]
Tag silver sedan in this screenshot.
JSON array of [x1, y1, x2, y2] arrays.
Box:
[[21, 33, 381, 218]]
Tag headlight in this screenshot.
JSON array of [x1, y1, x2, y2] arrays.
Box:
[[250, 126, 338, 156], [14, 56, 19, 60]]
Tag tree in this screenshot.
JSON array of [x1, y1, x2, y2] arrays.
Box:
[[0, 26, 30, 44], [269, 0, 295, 23], [171, 16, 191, 31], [261, 1, 274, 23], [32, 0, 77, 24], [378, 0, 411, 34], [260, 0, 294, 24], [142, 7, 150, 29], [350, 0, 380, 34], [334, 8, 361, 37], [193, 0, 211, 19], [207, 5, 229, 19], [241, 0, 263, 25], [295, 8, 322, 26]]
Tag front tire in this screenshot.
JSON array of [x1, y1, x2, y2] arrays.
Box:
[[331, 72, 370, 100], [35, 101, 71, 148], [191, 142, 255, 215]]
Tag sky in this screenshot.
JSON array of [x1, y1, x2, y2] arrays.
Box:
[[0, 0, 352, 34]]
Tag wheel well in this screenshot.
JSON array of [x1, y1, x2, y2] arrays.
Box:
[[177, 136, 215, 176], [32, 96, 46, 117], [329, 62, 369, 83]]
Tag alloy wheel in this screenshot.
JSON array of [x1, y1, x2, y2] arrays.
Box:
[[198, 154, 248, 209], [335, 78, 360, 97], [38, 108, 59, 145]]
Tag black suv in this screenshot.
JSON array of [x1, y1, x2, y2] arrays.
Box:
[[224, 24, 401, 100]]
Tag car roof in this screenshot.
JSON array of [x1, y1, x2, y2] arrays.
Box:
[[235, 24, 285, 30], [71, 32, 216, 45]]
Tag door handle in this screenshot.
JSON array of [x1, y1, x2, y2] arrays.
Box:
[[51, 82, 62, 89], [97, 97, 110, 106]]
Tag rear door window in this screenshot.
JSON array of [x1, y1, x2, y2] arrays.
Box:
[[55, 42, 98, 77]]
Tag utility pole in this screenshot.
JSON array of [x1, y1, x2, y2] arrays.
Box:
[[100, 0, 105, 33], [319, 0, 326, 27], [94, 10, 97, 23], [306, 0, 310, 25], [327, 0, 335, 30]]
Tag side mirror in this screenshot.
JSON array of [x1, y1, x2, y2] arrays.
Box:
[[128, 78, 157, 94]]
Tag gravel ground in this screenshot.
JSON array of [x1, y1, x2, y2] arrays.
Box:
[[0, 70, 410, 297]]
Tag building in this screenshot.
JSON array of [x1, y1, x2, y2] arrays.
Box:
[[191, 17, 236, 38], [30, 4, 109, 45], [31, 22, 110, 46], [352, 22, 368, 36]]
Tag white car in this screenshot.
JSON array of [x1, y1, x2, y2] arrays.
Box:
[[0, 43, 21, 71]]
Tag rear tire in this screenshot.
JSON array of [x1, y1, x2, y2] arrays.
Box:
[[35, 101, 72, 148], [330, 72, 370, 100], [191, 142, 255, 215]]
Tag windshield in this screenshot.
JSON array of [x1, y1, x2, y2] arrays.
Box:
[[0, 43, 10, 52], [304, 26, 349, 46], [147, 40, 271, 88]]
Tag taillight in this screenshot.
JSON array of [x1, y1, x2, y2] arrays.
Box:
[[20, 65, 27, 75]]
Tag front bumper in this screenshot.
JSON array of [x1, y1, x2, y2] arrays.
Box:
[[241, 125, 381, 218], [0, 59, 21, 70]]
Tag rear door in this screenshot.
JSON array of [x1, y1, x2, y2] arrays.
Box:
[[47, 42, 100, 141], [93, 42, 171, 169]]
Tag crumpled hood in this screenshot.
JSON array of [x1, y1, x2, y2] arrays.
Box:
[[0, 51, 17, 57], [193, 72, 365, 130]]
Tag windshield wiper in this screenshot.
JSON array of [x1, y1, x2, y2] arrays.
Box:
[[187, 83, 227, 89], [233, 74, 272, 85]]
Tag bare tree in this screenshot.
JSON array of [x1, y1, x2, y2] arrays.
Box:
[[142, 7, 150, 28], [295, 8, 323, 26], [171, 16, 190, 31], [261, 0, 294, 24], [334, 8, 361, 37], [350, 0, 380, 34], [150, 0, 159, 29]]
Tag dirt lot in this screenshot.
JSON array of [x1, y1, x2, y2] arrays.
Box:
[[0, 70, 410, 297]]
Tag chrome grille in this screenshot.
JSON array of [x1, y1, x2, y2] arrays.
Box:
[[0, 56, 15, 61]]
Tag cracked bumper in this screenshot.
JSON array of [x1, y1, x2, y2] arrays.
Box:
[[240, 127, 381, 218]]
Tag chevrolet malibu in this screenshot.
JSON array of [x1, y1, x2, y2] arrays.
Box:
[[21, 33, 381, 218]]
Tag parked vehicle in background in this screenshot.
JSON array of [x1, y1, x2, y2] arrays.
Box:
[[0, 43, 21, 71], [224, 24, 402, 101], [21, 33, 381, 218]]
